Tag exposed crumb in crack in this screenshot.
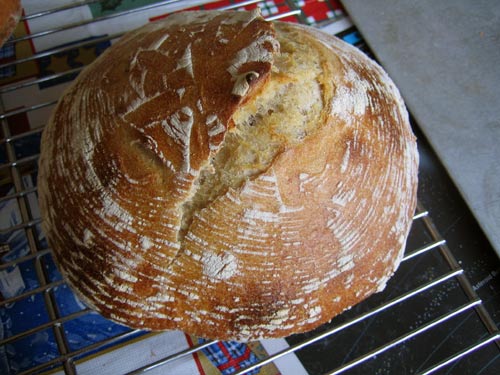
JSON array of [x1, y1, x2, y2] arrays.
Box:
[[177, 25, 325, 243]]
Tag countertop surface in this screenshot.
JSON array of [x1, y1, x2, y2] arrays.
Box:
[[341, 0, 500, 256]]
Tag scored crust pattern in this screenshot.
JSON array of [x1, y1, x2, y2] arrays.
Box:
[[38, 11, 418, 341]]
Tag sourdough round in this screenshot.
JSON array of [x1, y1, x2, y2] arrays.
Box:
[[38, 10, 418, 341], [0, 0, 21, 47]]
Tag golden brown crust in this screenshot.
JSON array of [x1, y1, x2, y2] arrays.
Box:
[[0, 0, 21, 48], [38, 11, 418, 341]]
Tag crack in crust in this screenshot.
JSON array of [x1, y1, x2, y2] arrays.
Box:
[[176, 24, 326, 252]]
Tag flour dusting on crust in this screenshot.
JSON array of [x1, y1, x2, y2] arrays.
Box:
[[38, 12, 418, 341]]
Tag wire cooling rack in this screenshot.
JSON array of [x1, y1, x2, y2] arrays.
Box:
[[0, 1, 499, 374]]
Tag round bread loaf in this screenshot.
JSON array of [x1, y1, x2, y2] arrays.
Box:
[[38, 10, 418, 341], [0, 0, 21, 47]]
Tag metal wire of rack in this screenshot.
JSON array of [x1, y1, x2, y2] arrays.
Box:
[[0, 1, 498, 374]]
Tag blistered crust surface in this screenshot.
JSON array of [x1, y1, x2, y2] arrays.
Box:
[[38, 13, 418, 341]]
